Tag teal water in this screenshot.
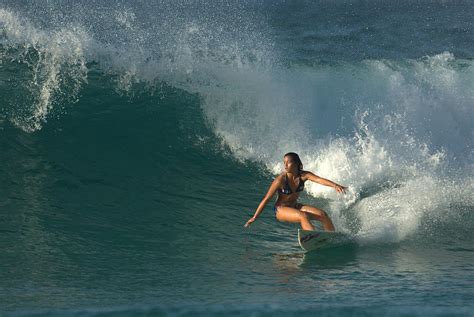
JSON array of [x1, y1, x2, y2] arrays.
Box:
[[1, 1, 473, 316]]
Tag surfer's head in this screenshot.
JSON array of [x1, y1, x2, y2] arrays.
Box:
[[284, 152, 303, 174]]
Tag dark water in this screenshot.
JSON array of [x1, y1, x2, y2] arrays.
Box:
[[1, 1, 473, 316]]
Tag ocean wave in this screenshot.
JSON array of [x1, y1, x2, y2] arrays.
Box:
[[1, 6, 473, 245]]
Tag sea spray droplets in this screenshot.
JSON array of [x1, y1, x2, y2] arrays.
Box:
[[1, 2, 275, 131], [0, 9, 90, 131]]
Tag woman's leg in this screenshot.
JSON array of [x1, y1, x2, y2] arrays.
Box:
[[275, 206, 315, 231], [300, 205, 335, 231]]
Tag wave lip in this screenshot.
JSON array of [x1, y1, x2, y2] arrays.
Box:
[[1, 8, 91, 131], [0, 3, 273, 132]]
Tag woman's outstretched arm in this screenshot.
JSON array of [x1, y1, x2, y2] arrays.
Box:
[[244, 177, 281, 228], [305, 171, 347, 194]]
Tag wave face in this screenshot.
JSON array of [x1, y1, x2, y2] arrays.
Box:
[[1, 1, 473, 315]]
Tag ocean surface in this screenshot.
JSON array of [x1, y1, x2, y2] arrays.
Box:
[[1, 1, 473, 316]]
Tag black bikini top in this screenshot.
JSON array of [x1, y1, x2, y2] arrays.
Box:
[[278, 173, 305, 195]]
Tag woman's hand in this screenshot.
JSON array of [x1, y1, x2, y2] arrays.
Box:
[[244, 217, 256, 228], [335, 184, 347, 194]]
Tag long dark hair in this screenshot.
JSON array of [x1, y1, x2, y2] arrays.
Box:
[[284, 152, 303, 174]]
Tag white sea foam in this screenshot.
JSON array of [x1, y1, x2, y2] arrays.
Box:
[[191, 53, 474, 243]]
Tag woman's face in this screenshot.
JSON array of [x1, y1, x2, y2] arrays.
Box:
[[284, 156, 298, 173]]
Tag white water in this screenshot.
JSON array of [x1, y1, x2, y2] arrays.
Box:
[[197, 54, 474, 243]]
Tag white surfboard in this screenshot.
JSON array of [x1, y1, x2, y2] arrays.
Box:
[[298, 229, 352, 252]]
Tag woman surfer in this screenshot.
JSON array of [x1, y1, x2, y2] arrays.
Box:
[[244, 152, 346, 231]]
